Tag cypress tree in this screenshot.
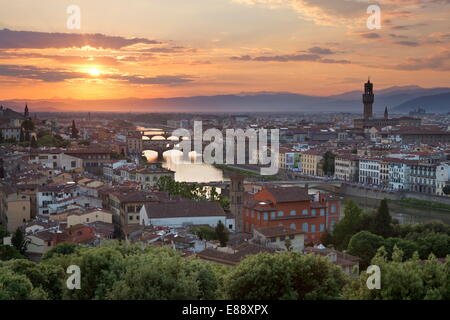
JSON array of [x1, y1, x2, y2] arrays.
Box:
[[371, 198, 393, 237], [11, 227, 26, 254], [215, 221, 229, 247]]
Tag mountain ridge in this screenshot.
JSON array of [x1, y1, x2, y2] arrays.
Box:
[[2, 85, 449, 113]]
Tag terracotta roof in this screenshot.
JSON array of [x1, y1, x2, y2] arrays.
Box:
[[67, 208, 112, 217], [255, 226, 304, 238], [110, 190, 159, 202], [143, 200, 225, 219], [32, 231, 55, 241], [264, 186, 310, 203]]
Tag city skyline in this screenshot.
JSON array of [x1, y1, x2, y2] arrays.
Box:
[[0, 0, 449, 103]]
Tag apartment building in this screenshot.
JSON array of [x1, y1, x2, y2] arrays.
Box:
[[436, 163, 450, 196], [0, 186, 31, 232], [65, 148, 112, 175], [243, 186, 341, 244], [126, 131, 143, 155], [253, 226, 305, 252], [359, 158, 381, 185], [301, 150, 324, 176], [37, 183, 78, 216], [29, 150, 83, 171], [388, 160, 411, 190], [408, 163, 438, 194], [334, 154, 359, 182], [67, 208, 113, 227]]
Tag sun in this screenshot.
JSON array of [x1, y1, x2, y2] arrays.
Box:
[[88, 67, 101, 77]]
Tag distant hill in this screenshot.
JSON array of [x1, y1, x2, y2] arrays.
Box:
[[2, 85, 449, 113], [392, 92, 450, 114]]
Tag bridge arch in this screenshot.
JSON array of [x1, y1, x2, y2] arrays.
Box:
[[151, 135, 166, 140]]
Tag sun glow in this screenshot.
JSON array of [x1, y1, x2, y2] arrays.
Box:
[[88, 67, 101, 77]]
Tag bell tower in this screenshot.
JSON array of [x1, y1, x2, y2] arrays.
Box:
[[363, 78, 374, 119], [24, 104, 29, 118], [229, 174, 244, 233]]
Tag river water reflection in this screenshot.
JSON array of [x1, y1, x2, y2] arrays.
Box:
[[143, 149, 225, 183]]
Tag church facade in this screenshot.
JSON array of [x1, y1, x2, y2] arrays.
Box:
[[353, 80, 421, 130]]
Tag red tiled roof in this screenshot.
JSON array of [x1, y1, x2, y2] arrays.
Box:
[[264, 186, 310, 203]]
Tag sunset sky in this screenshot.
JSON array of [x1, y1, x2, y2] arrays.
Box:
[[0, 0, 448, 100]]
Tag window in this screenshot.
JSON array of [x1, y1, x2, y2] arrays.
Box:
[[278, 211, 284, 217], [289, 235, 295, 240], [320, 208, 325, 216], [129, 215, 133, 220], [270, 211, 275, 219], [302, 209, 308, 215], [263, 212, 268, 220], [331, 204, 336, 213], [311, 209, 316, 216], [320, 224, 324, 232], [71, 161, 76, 168], [290, 223, 296, 229], [302, 223, 308, 232], [290, 210, 296, 216], [311, 224, 316, 232], [279, 236, 285, 241]]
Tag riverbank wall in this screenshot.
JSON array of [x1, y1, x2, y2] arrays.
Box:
[[339, 184, 450, 205]]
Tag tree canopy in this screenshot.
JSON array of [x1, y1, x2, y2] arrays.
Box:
[[332, 200, 367, 250], [343, 246, 449, 300], [347, 231, 385, 269], [224, 252, 349, 300]]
